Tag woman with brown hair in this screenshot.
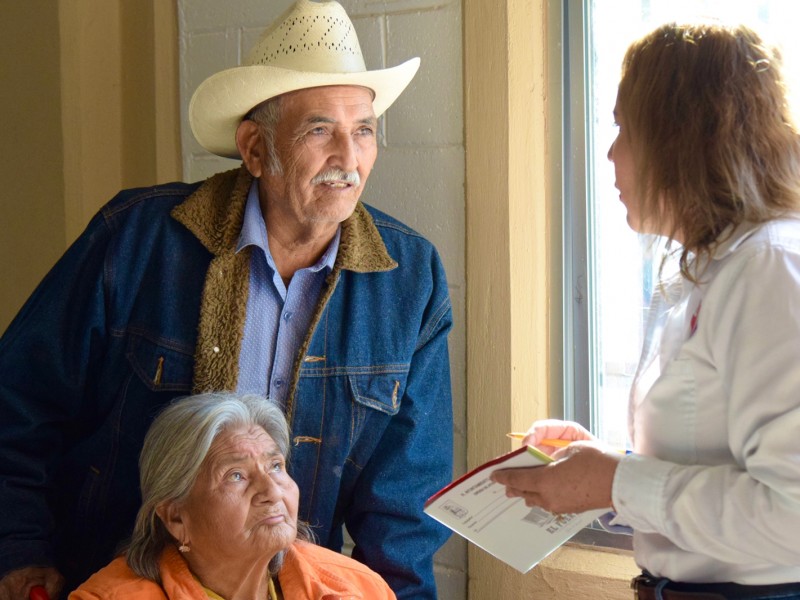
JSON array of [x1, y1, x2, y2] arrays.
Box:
[[494, 23, 800, 599]]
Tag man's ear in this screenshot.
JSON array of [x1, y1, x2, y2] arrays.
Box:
[[155, 500, 187, 543], [236, 120, 265, 178]]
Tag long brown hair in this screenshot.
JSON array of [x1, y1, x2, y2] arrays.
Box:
[[617, 23, 800, 280]]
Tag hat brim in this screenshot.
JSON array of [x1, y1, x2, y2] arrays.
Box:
[[189, 57, 420, 159]]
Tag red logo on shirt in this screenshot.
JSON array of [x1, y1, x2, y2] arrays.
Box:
[[690, 302, 702, 336]]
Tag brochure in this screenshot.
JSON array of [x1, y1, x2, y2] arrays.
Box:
[[424, 445, 606, 573]]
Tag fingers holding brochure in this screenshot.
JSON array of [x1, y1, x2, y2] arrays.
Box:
[[491, 442, 620, 514]]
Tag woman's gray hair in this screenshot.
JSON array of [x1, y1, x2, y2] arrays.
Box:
[[125, 392, 312, 583]]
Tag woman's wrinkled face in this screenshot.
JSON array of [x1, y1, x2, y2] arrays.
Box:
[[176, 425, 298, 563]]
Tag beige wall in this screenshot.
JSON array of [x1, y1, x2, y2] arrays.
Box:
[[0, 2, 66, 332], [0, 0, 180, 334], [464, 0, 639, 596]]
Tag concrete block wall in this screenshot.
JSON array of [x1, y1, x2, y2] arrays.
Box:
[[177, 1, 466, 597]]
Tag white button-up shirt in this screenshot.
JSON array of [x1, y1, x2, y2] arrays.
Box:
[[612, 215, 800, 584]]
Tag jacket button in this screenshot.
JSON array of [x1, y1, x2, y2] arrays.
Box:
[[213, 346, 220, 353]]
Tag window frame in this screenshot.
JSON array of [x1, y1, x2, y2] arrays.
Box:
[[464, 0, 639, 593], [560, 0, 632, 551], [561, 0, 594, 429]]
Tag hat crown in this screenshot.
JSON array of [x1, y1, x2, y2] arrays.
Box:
[[189, 0, 420, 158], [244, 0, 366, 73]]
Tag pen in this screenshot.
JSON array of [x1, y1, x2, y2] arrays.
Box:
[[506, 433, 632, 454]]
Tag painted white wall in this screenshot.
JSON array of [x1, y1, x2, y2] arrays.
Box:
[[176, 1, 466, 596]]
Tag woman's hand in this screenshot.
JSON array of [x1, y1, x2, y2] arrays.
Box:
[[520, 419, 596, 456], [491, 442, 621, 514]]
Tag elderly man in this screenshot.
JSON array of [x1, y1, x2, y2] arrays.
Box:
[[0, 1, 453, 599]]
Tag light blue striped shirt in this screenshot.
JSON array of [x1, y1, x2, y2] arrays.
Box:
[[235, 180, 340, 408]]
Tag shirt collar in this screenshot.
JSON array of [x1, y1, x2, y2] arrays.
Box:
[[235, 179, 341, 273], [709, 221, 760, 260], [236, 179, 269, 255]]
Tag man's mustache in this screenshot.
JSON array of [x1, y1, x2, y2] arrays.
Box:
[[311, 169, 360, 187]]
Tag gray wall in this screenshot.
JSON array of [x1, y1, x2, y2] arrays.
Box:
[[176, 1, 467, 596]]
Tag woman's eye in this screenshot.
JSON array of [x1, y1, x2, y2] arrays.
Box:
[[270, 461, 284, 473], [227, 471, 244, 482]]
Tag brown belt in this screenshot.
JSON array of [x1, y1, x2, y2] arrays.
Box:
[[632, 574, 800, 600]]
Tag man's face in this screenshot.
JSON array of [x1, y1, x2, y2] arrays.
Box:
[[261, 85, 378, 231]]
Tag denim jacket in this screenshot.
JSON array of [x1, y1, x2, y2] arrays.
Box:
[[0, 166, 453, 598]]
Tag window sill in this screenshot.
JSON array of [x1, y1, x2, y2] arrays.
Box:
[[469, 542, 639, 599]]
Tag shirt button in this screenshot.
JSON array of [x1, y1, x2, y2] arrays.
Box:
[[283, 311, 293, 321], [274, 379, 284, 387]]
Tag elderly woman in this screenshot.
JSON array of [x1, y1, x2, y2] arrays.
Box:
[[69, 393, 394, 599], [493, 22, 800, 600]]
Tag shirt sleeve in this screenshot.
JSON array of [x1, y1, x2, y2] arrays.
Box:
[[612, 244, 800, 566]]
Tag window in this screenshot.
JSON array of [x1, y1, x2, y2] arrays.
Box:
[[563, 0, 800, 447], [561, 0, 800, 548]]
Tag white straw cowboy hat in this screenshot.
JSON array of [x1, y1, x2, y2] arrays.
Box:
[[189, 0, 421, 159]]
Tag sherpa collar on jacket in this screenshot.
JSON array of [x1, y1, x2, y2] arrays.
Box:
[[171, 166, 397, 271], [170, 165, 397, 398]]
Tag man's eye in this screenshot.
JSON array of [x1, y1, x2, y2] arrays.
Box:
[[357, 127, 375, 136], [309, 127, 327, 135]]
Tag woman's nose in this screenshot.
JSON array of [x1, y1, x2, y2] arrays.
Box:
[[254, 471, 282, 502]]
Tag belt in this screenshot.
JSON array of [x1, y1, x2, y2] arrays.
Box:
[[632, 574, 800, 600]]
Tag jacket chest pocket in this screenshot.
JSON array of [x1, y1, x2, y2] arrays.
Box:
[[349, 372, 405, 415], [117, 333, 195, 443], [347, 371, 408, 458], [126, 333, 195, 392], [291, 370, 408, 447]]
